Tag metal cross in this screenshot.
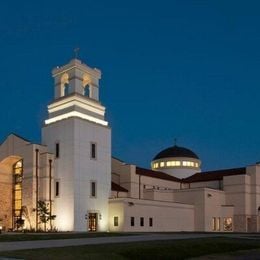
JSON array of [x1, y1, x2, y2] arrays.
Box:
[[74, 47, 80, 59]]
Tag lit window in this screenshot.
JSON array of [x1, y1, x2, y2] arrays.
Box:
[[13, 160, 23, 230], [195, 163, 199, 167], [175, 161, 181, 166], [114, 216, 119, 227], [212, 217, 220, 231], [166, 161, 171, 167], [223, 217, 232, 231], [91, 143, 97, 159], [90, 181, 96, 197], [190, 162, 194, 167], [160, 162, 165, 167]]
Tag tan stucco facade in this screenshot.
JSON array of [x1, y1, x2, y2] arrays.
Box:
[[109, 158, 260, 232]]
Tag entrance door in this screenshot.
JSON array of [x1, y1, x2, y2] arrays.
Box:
[[88, 213, 98, 231]]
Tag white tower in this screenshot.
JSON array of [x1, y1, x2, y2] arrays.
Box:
[[42, 58, 111, 231]]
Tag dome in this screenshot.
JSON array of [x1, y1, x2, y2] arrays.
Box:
[[153, 145, 199, 160]]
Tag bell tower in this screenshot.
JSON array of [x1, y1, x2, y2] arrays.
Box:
[[42, 58, 111, 232]]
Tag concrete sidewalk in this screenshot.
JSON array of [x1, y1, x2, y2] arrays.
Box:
[[0, 233, 223, 252]]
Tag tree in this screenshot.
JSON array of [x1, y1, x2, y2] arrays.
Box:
[[16, 218, 24, 230], [37, 200, 56, 232]]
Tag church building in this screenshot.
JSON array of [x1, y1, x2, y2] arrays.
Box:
[[0, 58, 259, 233]]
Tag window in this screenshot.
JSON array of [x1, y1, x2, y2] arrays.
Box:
[[114, 216, 119, 227], [149, 218, 153, 227], [91, 143, 96, 159], [212, 217, 220, 231], [13, 160, 23, 230], [64, 83, 70, 96], [55, 143, 60, 158], [84, 85, 90, 97], [55, 181, 60, 197], [160, 162, 165, 167], [131, 217, 135, 226], [223, 217, 233, 231], [90, 181, 96, 197], [140, 217, 144, 227]]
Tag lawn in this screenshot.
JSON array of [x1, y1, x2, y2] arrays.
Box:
[[1, 237, 260, 259], [0, 232, 133, 242]]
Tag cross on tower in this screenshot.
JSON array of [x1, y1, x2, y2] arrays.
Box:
[[74, 47, 80, 59]]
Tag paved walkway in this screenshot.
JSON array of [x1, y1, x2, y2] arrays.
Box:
[[0, 233, 223, 252]]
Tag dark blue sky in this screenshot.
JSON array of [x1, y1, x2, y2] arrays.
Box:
[[0, 0, 260, 171]]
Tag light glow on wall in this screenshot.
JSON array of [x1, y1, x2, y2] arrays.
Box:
[[48, 98, 105, 116], [45, 111, 108, 126]]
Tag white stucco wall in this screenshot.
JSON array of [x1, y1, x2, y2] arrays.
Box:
[[109, 198, 194, 232]]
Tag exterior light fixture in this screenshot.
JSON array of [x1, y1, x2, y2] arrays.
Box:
[[0, 226, 2, 234], [207, 193, 212, 198], [99, 214, 102, 220], [128, 202, 134, 206]]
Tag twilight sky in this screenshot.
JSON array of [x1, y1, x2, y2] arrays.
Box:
[[0, 0, 260, 171]]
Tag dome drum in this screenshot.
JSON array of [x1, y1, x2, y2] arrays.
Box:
[[152, 157, 201, 171], [151, 145, 201, 179]]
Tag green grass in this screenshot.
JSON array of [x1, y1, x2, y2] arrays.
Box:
[[0, 232, 133, 242], [1, 237, 260, 259]]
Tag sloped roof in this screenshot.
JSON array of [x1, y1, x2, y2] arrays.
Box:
[[184, 167, 246, 183], [136, 167, 181, 182], [111, 182, 128, 192]]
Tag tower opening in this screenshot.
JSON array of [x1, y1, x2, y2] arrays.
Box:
[[84, 84, 90, 97]]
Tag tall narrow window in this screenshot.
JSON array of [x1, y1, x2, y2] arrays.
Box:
[[55, 143, 60, 158], [114, 216, 119, 227], [131, 217, 135, 227], [91, 143, 96, 159], [64, 83, 70, 96], [149, 217, 153, 227], [84, 85, 90, 97], [223, 217, 232, 231], [90, 181, 96, 197], [13, 160, 23, 230], [140, 217, 144, 227], [55, 181, 60, 197], [212, 217, 220, 231]]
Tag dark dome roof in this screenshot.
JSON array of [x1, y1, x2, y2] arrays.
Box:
[[153, 145, 199, 160]]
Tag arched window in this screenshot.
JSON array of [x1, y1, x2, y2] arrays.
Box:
[[64, 83, 70, 96], [84, 84, 90, 97], [13, 160, 23, 230], [82, 74, 91, 98], [61, 73, 70, 97]]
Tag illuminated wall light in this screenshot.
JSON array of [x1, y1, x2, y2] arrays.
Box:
[[48, 99, 105, 116], [45, 111, 108, 126]]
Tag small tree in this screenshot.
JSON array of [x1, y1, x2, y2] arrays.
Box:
[[16, 218, 25, 230], [37, 200, 56, 232]]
